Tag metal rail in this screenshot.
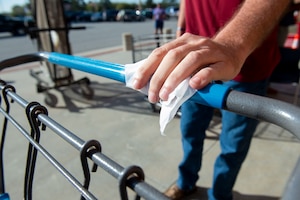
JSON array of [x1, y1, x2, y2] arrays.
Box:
[[0, 81, 168, 200]]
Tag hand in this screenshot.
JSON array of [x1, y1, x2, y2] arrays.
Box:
[[132, 33, 245, 103]]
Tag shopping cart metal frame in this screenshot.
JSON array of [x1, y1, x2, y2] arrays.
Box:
[[0, 52, 300, 199], [28, 0, 93, 108]]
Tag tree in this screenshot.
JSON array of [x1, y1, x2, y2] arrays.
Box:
[[11, 5, 26, 16], [114, 3, 136, 10], [145, 0, 154, 8], [86, 2, 99, 12], [162, 0, 178, 5], [161, 0, 179, 7], [99, 0, 113, 10], [69, 0, 86, 11]]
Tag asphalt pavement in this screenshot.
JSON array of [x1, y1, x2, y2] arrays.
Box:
[[0, 46, 300, 200]]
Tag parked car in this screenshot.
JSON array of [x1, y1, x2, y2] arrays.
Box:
[[90, 12, 103, 22], [64, 11, 83, 23], [102, 9, 118, 21], [141, 8, 153, 19], [116, 9, 144, 22], [76, 11, 93, 22], [165, 6, 179, 19], [0, 14, 34, 36]]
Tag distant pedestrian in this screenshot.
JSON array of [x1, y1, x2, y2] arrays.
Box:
[[153, 4, 165, 34]]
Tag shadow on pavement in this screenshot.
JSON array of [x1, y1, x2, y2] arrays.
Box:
[[42, 81, 158, 115], [182, 187, 279, 200]]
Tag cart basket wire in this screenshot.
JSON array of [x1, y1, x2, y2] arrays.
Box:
[[0, 52, 299, 199]]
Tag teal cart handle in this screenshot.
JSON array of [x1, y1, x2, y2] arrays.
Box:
[[47, 52, 230, 109], [0, 193, 9, 200], [48, 52, 126, 83], [191, 83, 231, 109]]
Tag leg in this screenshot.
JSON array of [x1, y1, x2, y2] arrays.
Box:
[[154, 20, 159, 34], [177, 100, 214, 190], [208, 80, 268, 200], [209, 110, 259, 200], [160, 21, 164, 34]]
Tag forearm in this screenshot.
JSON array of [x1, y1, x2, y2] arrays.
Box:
[[214, 0, 290, 62], [176, 0, 186, 37]]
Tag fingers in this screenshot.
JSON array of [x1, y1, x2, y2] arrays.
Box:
[[132, 33, 242, 103], [133, 33, 192, 90], [189, 67, 216, 89], [133, 35, 191, 102], [189, 59, 241, 90], [158, 49, 209, 100], [132, 47, 166, 90], [147, 43, 196, 102]]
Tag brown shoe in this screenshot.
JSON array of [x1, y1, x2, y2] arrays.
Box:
[[164, 184, 196, 200]]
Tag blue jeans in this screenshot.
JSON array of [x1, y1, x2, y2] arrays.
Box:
[[176, 79, 268, 200]]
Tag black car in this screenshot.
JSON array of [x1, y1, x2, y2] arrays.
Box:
[[102, 9, 118, 21], [90, 12, 103, 22], [0, 14, 33, 36], [76, 11, 93, 22], [142, 8, 153, 19], [64, 11, 83, 23]]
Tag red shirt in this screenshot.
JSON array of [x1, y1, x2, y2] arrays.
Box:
[[185, 0, 280, 82]]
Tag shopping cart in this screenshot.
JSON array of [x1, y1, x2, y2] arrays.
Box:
[[28, 0, 93, 108], [0, 52, 300, 199]]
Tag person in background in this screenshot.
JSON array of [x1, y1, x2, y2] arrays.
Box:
[[153, 3, 165, 34], [269, 1, 300, 94], [277, 2, 300, 47], [133, 0, 290, 199]]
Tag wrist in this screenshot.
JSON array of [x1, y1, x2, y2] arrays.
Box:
[[214, 32, 249, 64], [177, 27, 185, 32]]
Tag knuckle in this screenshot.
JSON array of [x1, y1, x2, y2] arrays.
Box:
[[151, 46, 168, 58], [168, 48, 183, 59], [186, 50, 203, 62]]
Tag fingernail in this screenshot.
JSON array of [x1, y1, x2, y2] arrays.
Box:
[[132, 79, 138, 89], [190, 76, 202, 89], [148, 91, 159, 103], [159, 87, 169, 101]]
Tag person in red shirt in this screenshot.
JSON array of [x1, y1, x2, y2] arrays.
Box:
[[133, 0, 289, 199]]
